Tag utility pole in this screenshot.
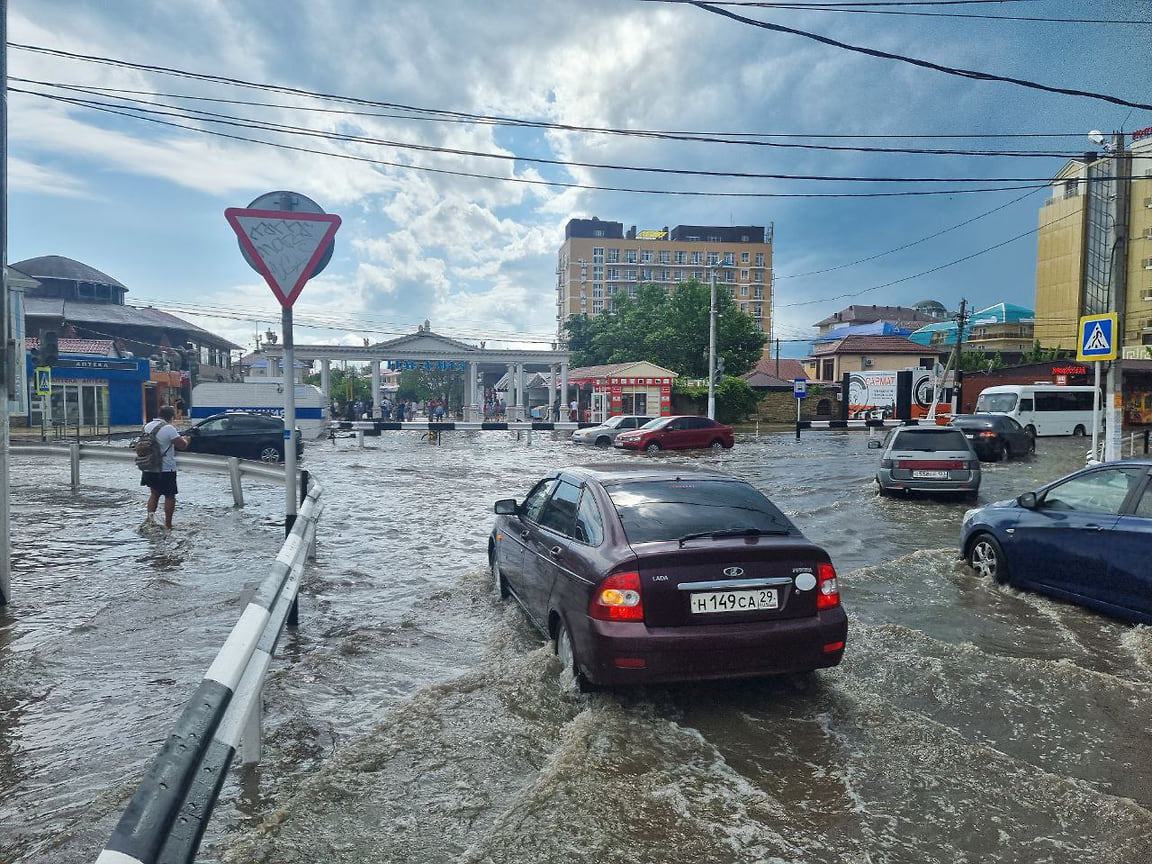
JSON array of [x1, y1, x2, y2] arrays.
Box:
[[775, 338, 780, 378], [1105, 131, 1129, 462], [707, 265, 718, 420], [951, 298, 968, 415], [1, 0, 10, 607]]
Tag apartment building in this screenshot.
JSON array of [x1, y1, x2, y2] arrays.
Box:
[[1034, 130, 1152, 351], [555, 217, 773, 341]]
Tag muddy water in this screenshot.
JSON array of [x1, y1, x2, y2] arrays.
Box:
[[1, 431, 1149, 863]]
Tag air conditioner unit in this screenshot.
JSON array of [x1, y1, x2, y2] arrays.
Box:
[[862, 357, 873, 367]]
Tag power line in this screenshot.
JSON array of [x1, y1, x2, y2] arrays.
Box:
[[673, 1, 1151, 24], [679, 1, 1152, 112], [13, 88, 1053, 198], [11, 77, 1097, 160]]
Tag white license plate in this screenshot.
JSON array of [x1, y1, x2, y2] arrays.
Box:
[[690, 589, 778, 614], [912, 470, 949, 479]]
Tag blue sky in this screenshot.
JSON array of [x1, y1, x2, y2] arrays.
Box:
[[8, 0, 1149, 357]]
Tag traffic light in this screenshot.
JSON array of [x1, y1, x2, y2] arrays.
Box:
[[713, 356, 725, 385], [40, 330, 59, 366]]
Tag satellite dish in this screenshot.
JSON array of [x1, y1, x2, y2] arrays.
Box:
[[1088, 130, 1106, 145]]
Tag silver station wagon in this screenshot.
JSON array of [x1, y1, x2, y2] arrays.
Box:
[[872, 425, 982, 502]]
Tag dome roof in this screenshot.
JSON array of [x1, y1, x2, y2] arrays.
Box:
[[10, 255, 127, 291], [913, 299, 947, 315]]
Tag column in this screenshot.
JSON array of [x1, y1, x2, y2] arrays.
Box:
[[469, 361, 479, 422], [371, 360, 381, 419], [320, 359, 331, 419], [516, 363, 526, 421], [506, 363, 517, 420], [561, 362, 569, 422]]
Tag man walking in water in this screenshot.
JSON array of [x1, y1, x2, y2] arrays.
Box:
[[140, 405, 190, 529]]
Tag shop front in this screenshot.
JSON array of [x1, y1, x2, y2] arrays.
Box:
[[566, 361, 677, 424], [26, 353, 151, 432]]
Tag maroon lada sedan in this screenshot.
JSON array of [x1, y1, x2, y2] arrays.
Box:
[[489, 465, 847, 689], [613, 415, 734, 452]]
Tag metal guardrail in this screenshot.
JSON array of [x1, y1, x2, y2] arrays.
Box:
[[12, 441, 295, 507], [94, 477, 323, 864], [1087, 429, 1151, 464]]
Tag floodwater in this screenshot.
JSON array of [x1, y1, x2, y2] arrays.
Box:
[[1, 429, 1150, 864]]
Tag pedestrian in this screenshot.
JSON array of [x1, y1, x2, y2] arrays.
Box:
[[394, 399, 405, 423], [139, 405, 189, 530], [175, 397, 187, 419], [569, 398, 578, 422]]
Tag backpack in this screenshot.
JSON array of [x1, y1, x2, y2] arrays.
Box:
[[135, 421, 167, 471]]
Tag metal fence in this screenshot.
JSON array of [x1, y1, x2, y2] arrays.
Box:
[[93, 475, 323, 864]]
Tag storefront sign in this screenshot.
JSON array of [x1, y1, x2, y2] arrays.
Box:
[[57, 358, 140, 371]]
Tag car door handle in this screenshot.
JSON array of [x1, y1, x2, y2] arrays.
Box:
[[1083, 524, 1105, 531], [549, 545, 563, 557], [520, 530, 531, 540]]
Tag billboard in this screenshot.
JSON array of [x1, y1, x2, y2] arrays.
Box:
[[846, 368, 950, 420]]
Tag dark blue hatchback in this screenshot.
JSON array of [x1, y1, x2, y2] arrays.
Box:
[[960, 459, 1152, 624]]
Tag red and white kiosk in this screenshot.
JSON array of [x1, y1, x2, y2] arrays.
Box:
[[565, 361, 677, 423]]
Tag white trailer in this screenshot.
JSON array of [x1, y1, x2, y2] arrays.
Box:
[[190, 382, 329, 438]]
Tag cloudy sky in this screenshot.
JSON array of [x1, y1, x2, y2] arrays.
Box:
[[7, 1, 1149, 357]]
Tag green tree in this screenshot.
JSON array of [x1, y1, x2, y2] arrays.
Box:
[[957, 349, 1004, 372], [306, 365, 373, 405], [1021, 340, 1061, 363], [565, 279, 766, 377], [672, 376, 762, 425]]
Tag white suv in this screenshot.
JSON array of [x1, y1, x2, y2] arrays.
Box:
[[570, 415, 654, 447]]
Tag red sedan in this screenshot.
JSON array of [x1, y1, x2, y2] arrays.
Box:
[[613, 415, 734, 452]]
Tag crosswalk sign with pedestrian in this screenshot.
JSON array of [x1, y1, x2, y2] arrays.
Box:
[[1077, 313, 1117, 362], [34, 366, 51, 396]]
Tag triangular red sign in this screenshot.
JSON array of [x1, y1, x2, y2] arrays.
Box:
[[225, 207, 342, 308]]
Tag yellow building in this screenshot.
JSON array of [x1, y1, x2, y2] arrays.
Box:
[[1034, 131, 1152, 351], [556, 217, 772, 341], [803, 335, 943, 383]]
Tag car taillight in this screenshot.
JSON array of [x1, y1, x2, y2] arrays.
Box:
[[978, 431, 997, 438], [880, 458, 894, 469], [816, 562, 840, 610], [590, 571, 644, 621]]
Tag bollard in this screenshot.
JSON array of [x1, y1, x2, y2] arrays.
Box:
[[70, 442, 80, 490], [228, 457, 244, 508], [526, 427, 532, 446], [356, 430, 364, 448], [1145, 429, 1150, 455], [795, 422, 800, 441], [240, 684, 263, 766]]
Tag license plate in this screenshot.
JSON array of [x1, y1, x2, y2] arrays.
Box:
[[912, 470, 948, 479], [690, 589, 778, 614]]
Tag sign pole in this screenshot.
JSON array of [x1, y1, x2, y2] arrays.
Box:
[[1091, 361, 1101, 462], [282, 306, 297, 537], [0, 0, 9, 607]]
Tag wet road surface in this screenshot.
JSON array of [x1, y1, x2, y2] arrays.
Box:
[[1, 430, 1149, 863]]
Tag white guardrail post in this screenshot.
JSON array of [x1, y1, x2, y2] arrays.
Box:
[[94, 480, 322, 864]]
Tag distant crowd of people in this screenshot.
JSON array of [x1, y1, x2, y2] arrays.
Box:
[[333, 396, 453, 422]]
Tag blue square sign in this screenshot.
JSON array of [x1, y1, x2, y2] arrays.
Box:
[[1077, 313, 1117, 361]]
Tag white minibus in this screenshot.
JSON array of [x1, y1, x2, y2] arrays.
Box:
[[973, 384, 1099, 437]]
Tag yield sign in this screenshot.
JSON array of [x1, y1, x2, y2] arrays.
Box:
[[225, 208, 341, 307]]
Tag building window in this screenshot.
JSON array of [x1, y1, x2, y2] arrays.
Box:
[[822, 359, 834, 380], [741, 286, 749, 297], [658, 250, 670, 264], [607, 267, 619, 280], [707, 253, 719, 266], [641, 268, 654, 281], [675, 251, 687, 264], [592, 300, 604, 313], [627, 285, 637, 298], [741, 252, 750, 263], [641, 250, 653, 263], [741, 269, 749, 281], [753, 288, 763, 300], [625, 249, 637, 263], [723, 253, 735, 265], [625, 268, 636, 281], [593, 246, 604, 263], [691, 251, 702, 265], [593, 229, 605, 237], [753, 270, 763, 283], [755, 253, 764, 266], [661, 269, 671, 281], [593, 285, 603, 299], [607, 248, 620, 263]]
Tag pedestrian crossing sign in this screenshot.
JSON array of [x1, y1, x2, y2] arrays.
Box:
[[34, 366, 51, 396], [1077, 313, 1117, 361]]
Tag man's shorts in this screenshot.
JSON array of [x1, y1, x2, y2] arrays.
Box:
[[140, 471, 178, 496]]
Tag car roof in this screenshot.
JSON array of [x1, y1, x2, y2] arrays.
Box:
[[949, 414, 1000, 426], [562, 463, 740, 485], [894, 424, 963, 432]]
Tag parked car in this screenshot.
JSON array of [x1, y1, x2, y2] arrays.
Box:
[[961, 460, 1152, 624], [181, 411, 303, 462], [489, 465, 847, 688], [872, 424, 981, 501], [613, 415, 734, 452], [949, 413, 1035, 461], [570, 414, 655, 447]]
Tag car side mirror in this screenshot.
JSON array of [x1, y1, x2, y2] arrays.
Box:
[[1017, 491, 1038, 509], [867, 439, 882, 449], [494, 498, 518, 515]]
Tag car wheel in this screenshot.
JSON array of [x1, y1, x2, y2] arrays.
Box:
[[1025, 425, 1037, 438], [260, 445, 283, 462], [997, 441, 1009, 462], [967, 533, 1008, 584], [1073, 424, 1087, 437], [709, 439, 724, 450], [877, 483, 890, 498], [644, 441, 662, 453], [1027, 436, 1036, 454], [595, 436, 611, 447], [556, 620, 594, 692], [491, 552, 508, 599]]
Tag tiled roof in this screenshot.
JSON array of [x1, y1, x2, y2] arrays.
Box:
[[749, 357, 806, 380], [22, 297, 241, 349], [810, 334, 939, 356], [25, 337, 115, 355], [813, 304, 939, 328], [12, 255, 127, 290], [567, 361, 678, 378]]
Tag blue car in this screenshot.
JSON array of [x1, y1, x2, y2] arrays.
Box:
[[960, 460, 1152, 624]]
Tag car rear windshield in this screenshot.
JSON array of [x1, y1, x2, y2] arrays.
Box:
[[893, 429, 970, 451], [975, 392, 1018, 412], [604, 479, 797, 544]]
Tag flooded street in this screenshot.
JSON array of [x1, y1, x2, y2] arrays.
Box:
[[1, 430, 1150, 863]]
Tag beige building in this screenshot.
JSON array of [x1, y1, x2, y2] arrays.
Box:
[[803, 335, 943, 383], [1034, 131, 1152, 351], [556, 217, 772, 341]]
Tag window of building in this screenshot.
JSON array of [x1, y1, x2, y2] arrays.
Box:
[[707, 253, 719, 266], [627, 286, 637, 298], [593, 285, 603, 299], [753, 270, 763, 283], [641, 250, 653, 263], [753, 288, 763, 300], [641, 268, 653, 281], [593, 247, 604, 263], [625, 268, 636, 281], [741, 269, 749, 281], [821, 359, 834, 380], [607, 248, 620, 263], [592, 300, 604, 313], [691, 251, 702, 265], [658, 251, 670, 264], [741, 286, 749, 297], [723, 253, 735, 265], [675, 251, 687, 264], [741, 252, 750, 263], [607, 267, 619, 280], [755, 253, 764, 266], [708, 235, 722, 242], [593, 229, 605, 238], [661, 269, 671, 281], [625, 249, 637, 263]]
